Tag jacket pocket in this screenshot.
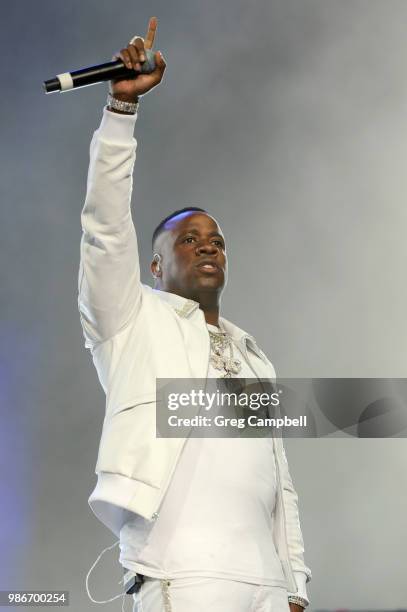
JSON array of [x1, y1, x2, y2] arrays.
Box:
[[97, 392, 179, 488]]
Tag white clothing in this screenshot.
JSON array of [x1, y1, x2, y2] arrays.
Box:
[[132, 577, 290, 612], [120, 437, 283, 585], [78, 106, 312, 599], [120, 324, 307, 601], [120, 325, 285, 586]]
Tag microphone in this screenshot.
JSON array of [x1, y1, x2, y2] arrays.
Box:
[[43, 48, 156, 94]]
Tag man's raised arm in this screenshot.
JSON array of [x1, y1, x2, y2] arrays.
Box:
[[78, 18, 166, 348]]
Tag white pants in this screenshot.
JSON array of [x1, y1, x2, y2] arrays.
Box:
[[132, 577, 290, 612]]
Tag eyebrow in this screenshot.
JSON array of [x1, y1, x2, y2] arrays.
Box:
[[179, 228, 224, 239]]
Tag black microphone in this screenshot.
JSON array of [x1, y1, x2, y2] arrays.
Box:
[[43, 48, 156, 94]]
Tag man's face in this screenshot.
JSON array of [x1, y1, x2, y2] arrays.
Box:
[[153, 212, 228, 300]]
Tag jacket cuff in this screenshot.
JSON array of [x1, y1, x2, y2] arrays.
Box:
[[287, 571, 309, 604], [98, 105, 138, 144]]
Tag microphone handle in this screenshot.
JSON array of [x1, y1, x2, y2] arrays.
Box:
[[43, 48, 156, 94]]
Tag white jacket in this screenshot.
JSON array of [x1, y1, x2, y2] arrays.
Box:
[[77, 107, 312, 596]]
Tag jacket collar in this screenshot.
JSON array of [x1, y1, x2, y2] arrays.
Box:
[[151, 288, 268, 364], [152, 288, 200, 318]]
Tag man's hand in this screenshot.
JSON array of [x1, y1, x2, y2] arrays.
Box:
[[289, 603, 305, 612], [109, 16, 166, 103]]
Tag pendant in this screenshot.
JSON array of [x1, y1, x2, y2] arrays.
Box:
[[229, 358, 242, 374], [210, 354, 226, 371]]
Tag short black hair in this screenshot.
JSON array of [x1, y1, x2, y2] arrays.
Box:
[[152, 206, 208, 251]]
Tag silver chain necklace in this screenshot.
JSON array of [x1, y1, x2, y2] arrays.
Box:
[[208, 328, 242, 378]]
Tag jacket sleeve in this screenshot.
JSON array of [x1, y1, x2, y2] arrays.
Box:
[[78, 106, 142, 348], [279, 436, 313, 592]]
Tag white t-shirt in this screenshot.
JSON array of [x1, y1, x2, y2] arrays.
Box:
[[119, 323, 286, 586]]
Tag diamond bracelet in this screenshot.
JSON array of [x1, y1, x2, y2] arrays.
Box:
[[106, 93, 139, 114], [288, 594, 309, 608]]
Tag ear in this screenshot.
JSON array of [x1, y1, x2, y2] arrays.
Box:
[[150, 259, 161, 279]]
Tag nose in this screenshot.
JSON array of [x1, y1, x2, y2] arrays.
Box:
[[196, 241, 218, 255]]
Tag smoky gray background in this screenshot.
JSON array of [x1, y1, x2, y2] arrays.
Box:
[[1, 0, 407, 610]]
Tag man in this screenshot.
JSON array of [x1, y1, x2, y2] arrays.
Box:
[[78, 17, 312, 612]]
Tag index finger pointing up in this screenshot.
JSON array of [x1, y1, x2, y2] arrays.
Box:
[[144, 16, 157, 49]]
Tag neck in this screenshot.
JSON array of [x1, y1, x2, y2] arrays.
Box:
[[201, 305, 220, 326], [195, 291, 220, 326]]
